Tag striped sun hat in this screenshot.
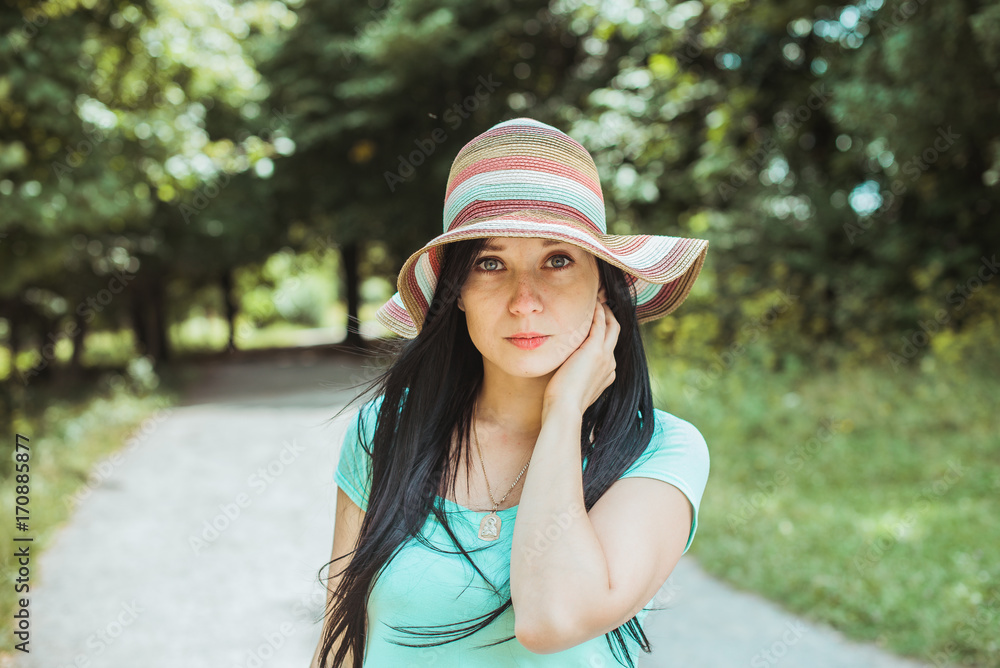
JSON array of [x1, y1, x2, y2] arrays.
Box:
[[375, 117, 709, 339]]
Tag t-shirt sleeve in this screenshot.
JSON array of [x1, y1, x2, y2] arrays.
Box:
[[619, 409, 710, 555], [333, 397, 382, 513]]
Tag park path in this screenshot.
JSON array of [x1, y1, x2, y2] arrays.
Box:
[[18, 350, 932, 668]]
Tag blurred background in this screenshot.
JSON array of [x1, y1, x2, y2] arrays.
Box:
[[1, 0, 998, 665]]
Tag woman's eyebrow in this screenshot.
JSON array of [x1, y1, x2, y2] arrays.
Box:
[[481, 239, 566, 252]]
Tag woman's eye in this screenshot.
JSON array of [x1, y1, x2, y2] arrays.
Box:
[[550, 254, 573, 269], [475, 254, 574, 273]]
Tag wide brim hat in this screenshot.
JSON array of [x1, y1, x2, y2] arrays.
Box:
[[375, 118, 709, 339]]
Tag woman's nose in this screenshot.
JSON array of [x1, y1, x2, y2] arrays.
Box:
[[508, 274, 544, 314]]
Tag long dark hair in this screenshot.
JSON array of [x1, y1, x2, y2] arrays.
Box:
[[318, 236, 666, 667]]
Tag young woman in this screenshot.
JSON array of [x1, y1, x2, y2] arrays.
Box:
[[311, 118, 711, 667]]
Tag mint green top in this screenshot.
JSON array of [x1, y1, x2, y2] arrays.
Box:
[[334, 395, 710, 666]]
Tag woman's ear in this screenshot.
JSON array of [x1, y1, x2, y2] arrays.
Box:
[[457, 295, 465, 312], [597, 284, 607, 304]]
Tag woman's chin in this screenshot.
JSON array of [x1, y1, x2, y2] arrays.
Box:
[[493, 353, 564, 379]]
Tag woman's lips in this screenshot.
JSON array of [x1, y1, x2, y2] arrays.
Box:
[[506, 336, 549, 350]]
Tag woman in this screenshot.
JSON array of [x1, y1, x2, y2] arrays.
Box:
[[312, 118, 711, 667]]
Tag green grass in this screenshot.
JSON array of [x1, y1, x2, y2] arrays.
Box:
[[649, 347, 1000, 667]]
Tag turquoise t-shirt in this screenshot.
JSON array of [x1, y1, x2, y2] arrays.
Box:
[[333, 395, 710, 667]]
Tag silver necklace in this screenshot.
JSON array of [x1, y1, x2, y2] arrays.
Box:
[[471, 409, 531, 541]]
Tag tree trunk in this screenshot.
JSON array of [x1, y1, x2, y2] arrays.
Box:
[[221, 267, 237, 353], [33, 317, 55, 382], [130, 286, 149, 355], [150, 278, 170, 363], [130, 278, 170, 365], [8, 306, 20, 365], [342, 240, 363, 348], [70, 308, 86, 371]]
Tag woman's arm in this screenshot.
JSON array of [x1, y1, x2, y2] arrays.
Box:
[[309, 486, 365, 667], [510, 402, 691, 654]]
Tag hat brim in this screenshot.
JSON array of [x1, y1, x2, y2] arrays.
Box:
[[375, 217, 708, 339]]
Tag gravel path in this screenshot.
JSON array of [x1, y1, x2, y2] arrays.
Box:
[[19, 351, 932, 668]]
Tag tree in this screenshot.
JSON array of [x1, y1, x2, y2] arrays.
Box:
[[262, 0, 616, 346], [1, 0, 293, 379], [564, 0, 1000, 362]]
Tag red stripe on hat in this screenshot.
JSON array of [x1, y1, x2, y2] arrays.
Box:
[[464, 123, 589, 151], [447, 200, 603, 235], [445, 156, 602, 201], [609, 236, 648, 255], [641, 238, 696, 277], [642, 279, 679, 311]]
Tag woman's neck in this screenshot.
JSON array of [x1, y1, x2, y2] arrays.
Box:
[[474, 366, 553, 438]]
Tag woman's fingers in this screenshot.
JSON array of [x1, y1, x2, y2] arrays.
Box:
[[587, 301, 603, 345], [602, 302, 618, 351]]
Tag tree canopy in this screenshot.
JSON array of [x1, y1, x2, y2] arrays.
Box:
[[2, 0, 998, 378]]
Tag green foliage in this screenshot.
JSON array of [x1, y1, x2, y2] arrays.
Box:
[[649, 347, 1000, 667], [278, 275, 330, 326], [563, 0, 1000, 360], [261, 0, 608, 263], [234, 244, 340, 329], [5, 0, 996, 376], [1, 0, 295, 378]]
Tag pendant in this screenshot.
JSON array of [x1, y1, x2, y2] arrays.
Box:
[[478, 511, 502, 541]]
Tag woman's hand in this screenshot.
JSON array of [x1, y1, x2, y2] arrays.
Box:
[[542, 299, 620, 418]]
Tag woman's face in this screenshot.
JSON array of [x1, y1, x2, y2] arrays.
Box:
[[457, 237, 606, 378]]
